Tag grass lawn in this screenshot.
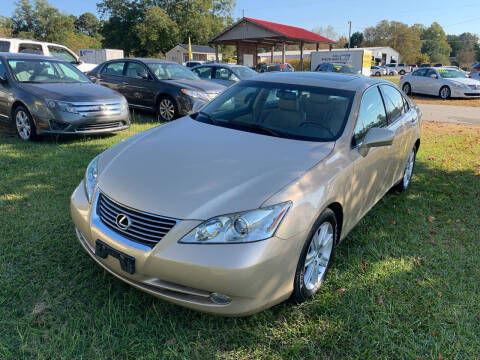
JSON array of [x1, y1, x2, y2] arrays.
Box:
[[380, 75, 480, 107], [1, 117, 479, 359]]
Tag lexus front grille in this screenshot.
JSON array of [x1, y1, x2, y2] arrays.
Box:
[[97, 192, 178, 247]]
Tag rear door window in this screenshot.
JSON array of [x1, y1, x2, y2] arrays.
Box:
[[125, 62, 148, 79], [353, 86, 387, 146], [0, 41, 10, 52], [214, 67, 236, 80], [192, 66, 212, 79], [101, 61, 125, 76], [18, 43, 43, 55], [380, 85, 405, 123]]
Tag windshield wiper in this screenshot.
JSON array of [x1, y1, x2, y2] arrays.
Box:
[[228, 120, 281, 138], [199, 111, 219, 125]]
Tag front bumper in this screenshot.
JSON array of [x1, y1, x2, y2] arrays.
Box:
[[70, 183, 304, 316], [33, 107, 131, 135], [452, 88, 480, 98]]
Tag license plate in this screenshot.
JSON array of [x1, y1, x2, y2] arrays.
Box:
[[95, 239, 135, 274]]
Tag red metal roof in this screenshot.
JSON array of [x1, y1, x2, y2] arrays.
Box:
[[245, 17, 337, 44]]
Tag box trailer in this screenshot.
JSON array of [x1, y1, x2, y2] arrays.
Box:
[[79, 49, 124, 65], [310, 49, 372, 76]]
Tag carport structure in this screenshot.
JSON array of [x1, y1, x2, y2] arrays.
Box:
[[209, 17, 336, 71]]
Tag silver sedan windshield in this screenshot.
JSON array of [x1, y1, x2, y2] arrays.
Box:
[[8, 59, 90, 83]]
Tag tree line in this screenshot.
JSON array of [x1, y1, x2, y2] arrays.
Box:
[[0, 0, 479, 67]]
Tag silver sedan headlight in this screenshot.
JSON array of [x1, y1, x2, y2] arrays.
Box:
[[47, 99, 79, 114], [451, 82, 468, 89], [84, 156, 99, 203], [180, 202, 291, 244]]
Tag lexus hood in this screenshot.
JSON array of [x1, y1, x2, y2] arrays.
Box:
[[97, 117, 334, 220], [20, 82, 123, 102]]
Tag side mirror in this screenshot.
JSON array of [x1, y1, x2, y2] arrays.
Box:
[[0, 74, 7, 84], [139, 72, 149, 80], [359, 127, 394, 157], [430, 73, 438, 79]]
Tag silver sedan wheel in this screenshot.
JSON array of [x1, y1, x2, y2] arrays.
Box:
[[16, 110, 31, 140], [403, 83, 411, 95], [403, 150, 415, 188], [440, 87, 450, 99], [158, 98, 175, 121], [303, 221, 334, 291]]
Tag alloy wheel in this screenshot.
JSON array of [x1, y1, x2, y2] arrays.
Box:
[[403, 83, 411, 95], [158, 98, 175, 121], [440, 87, 450, 99], [303, 221, 334, 291], [16, 110, 31, 140], [403, 150, 415, 189]]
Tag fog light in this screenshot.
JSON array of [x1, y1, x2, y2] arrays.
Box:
[[209, 292, 232, 305]]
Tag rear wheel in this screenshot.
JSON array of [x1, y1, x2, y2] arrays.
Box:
[[292, 209, 337, 303], [439, 86, 451, 100], [399, 70, 406, 75], [375, 71, 381, 76], [14, 106, 38, 141], [402, 83, 412, 95], [157, 96, 177, 122]]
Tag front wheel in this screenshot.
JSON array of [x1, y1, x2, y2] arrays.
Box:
[[292, 209, 337, 303], [157, 96, 177, 122], [393, 147, 416, 193], [14, 106, 38, 141], [439, 86, 451, 100]]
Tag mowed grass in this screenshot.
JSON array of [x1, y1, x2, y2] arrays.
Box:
[[1, 117, 479, 359], [380, 75, 480, 107]]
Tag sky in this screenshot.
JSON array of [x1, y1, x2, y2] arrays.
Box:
[[1, 0, 479, 37]]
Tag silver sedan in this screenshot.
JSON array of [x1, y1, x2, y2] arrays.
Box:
[[399, 67, 480, 99]]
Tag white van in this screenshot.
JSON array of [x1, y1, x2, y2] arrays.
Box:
[[0, 37, 96, 73]]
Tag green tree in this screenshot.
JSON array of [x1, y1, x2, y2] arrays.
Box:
[[0, 16, 13, 37], [421, 22, 451, 64], [74, 12, 99, 37], [134, 6, 178, 56], [349, 31, 363, 48]]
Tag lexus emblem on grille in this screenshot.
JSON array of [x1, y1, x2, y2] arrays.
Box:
[[116, 214, 131, 230]]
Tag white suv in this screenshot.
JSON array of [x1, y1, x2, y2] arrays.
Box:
[[0, 37, 96, 73]]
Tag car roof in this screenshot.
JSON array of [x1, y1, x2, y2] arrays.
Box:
[[106, 58, 178, 65], [251, 72, 393, 92], [0, 52, 54, 61]]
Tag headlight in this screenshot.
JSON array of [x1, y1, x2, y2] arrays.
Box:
[[181, 89, 205, 99], [451, 82, 467, 89], [84, 156, 99, 203], [179, 202, 291, 244], [121, 98, 129, 112], [47, 100, 78, 114]]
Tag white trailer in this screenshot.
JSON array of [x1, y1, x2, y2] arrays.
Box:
[[310, 49, 372, 76], [79, 49, 124, 65]]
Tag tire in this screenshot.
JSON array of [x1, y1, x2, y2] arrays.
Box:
[[14, 105, 38, 141], [399, 70, 406, 75], [292, 208, 337, 303], [439, 86, 451, 100], [375, 71, 381, 76], [393, 146, 416, 193], [157, 96, 177, 122], [389, 71, 395, 76], [402, 83, 412, 95]]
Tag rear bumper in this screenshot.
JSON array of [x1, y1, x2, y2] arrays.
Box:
[[70, 183, 303, 316]]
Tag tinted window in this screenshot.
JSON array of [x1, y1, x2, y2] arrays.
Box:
[[48, 46, 77, 63], [147, 62, 199, 80], [425, 69, 437, 78], [0, 41, 10, 52], [235, 66, 257, 79], [215, 67, 236, 80], [193, 66, 212, 79], [413, 69, 427, 77], [8, 59, 89, 83], [125, 62, 148, 78], [380, 85, 404, 123], [102, 62, 125, 76], [197, 81, 354, 142], [18, 43, 43, 54], [353, 87, 387, 145]]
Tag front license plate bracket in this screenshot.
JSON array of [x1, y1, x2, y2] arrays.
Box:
[[95, 239, 135, 274]]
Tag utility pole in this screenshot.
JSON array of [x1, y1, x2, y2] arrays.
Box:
[[348, 21, 352, 51], [242, 8, 245, 17]]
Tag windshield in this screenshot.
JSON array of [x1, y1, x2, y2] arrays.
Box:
[[147, 62, 199, 80], [333, 64, 356, 74], [438, 68, 466, 79], [235, 66, 257, 79], [8, 59, 90, 83], [194, 81, 354, 142]]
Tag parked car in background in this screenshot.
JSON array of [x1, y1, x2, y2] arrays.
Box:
[[381, 66, 398, 76], [87, 58, 225, 121], [257, 63, 294, 73], [384, 63, 411, 75], [184, 61, 205, 68], [400, 67, 480, 99], [434, 63, 443, 67], [420, 63, 431, 68], [0, 53, 130, 141], [471, 63, 480, 74], [408, 64, 418, 72], [371, 65, 386, 76], [315, 63, 358, 74], [469, 71, 480, 81], [71, 72, 421, 316], [191, 63, 258, 86], [0, 37, 96, 73]]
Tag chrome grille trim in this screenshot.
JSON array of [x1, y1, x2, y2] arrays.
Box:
[[76, 121, 126, 132], [70, 101, 123, 117], [97, 192, 178, 247]]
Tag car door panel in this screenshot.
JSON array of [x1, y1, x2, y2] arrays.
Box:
[[0, 60, 9, 119], [97, 61, 126, 94], [123, 62, 156, 108]]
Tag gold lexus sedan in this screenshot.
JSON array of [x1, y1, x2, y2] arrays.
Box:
[[71, 72, 421, 316]]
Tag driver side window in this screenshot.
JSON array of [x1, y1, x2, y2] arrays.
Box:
[[353, 87, 387, 146]]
